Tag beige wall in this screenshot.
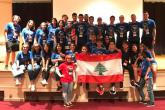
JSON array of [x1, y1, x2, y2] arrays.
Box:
[[0, 0, 12, 38], [13, 0, 51, 3], [53, 0, 143, 23]]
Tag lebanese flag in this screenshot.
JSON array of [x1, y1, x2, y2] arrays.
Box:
[[76, 52, 123, 83]]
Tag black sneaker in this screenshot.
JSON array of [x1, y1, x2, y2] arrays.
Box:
[[57, 86, 62, 91], [86, 83, 89, 90], [119, 82, 123, 89], [10, 62, 12, 66], [4, 65, 8, 70], [130, 80, 135, 88], [146, 102, 155, 107]]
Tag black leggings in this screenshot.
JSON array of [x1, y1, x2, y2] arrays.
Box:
[[42, 66, 52, 81], [123, 64, 135, 81]]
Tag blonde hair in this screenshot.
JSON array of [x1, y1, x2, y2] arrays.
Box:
[[12, 15, 21, 22]]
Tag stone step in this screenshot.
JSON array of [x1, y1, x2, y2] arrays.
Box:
[[0, 91, 4, 101], [0, 70, 165, 102]]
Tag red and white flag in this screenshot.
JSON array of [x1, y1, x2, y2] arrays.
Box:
[[76, 53, 123, 83]]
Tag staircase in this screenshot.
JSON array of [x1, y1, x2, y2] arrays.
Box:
[[0, 69, 165, 102]]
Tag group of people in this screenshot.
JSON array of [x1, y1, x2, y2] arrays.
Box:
[[4, 11, 157, 107]]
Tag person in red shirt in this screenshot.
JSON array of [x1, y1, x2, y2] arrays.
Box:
[[57, 55, 76, 108]]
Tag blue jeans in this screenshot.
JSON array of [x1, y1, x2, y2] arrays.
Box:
[[137, 77, 154, 103], [137, 77, 146, 101], [146, 78, 155, 103], [27, 64, 41, 81], [62, 82, 73, 103]]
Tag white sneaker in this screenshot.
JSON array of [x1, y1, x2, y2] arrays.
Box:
[[15, 79, 21, 86], [31, 84, 35, 91], [41, 79, 48, 85], [153, 83, 157, 90], [28, 85, 31, 89]]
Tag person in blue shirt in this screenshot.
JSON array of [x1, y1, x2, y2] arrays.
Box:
[[103, 36, 110, 50], [64, 21, 74, 50], [141, 11, 156, 58], [86, 34, 97, 53], [47, 27, 56, 51], [11, 43, 31, 86], [28, 43, 42, 91], [95, 17, 106, 41], [71, 12, 78, 25], [91, 39, 107, 55], [35, 22, 48, 47], [86, 16, 98, 41], [84, 14, 89, 24], [62, 14, 68, 26], [136, 51, 155, 107], [92, 39, 107, 95], [47, 18, 58, 50], [65, 43, 77, 63], [4, 15, 21, 69], [106, 41, 121, 95], [55, 20, 67, 50], [50, 43, 65, 91], [22, 20, 35, 50], [116, 15, 129, 49], [73, 14, 88, 51], [77, 45, 90, 91], [47, 18, 58, 33], [40, 43, 52, 86], [139, 43, 157, 90], [128, 14, 141, 47], [106, 15, 116, 43]]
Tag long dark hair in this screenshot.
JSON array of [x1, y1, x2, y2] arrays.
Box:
[[31, 43, 42, 53], [43, 43, 51, 53], [54, 43, 64, 53], [139, 43, 148, 53], [58, 20, 65, 27]]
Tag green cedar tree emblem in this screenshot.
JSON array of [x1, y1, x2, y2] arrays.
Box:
[[94, 63, 107, 75]]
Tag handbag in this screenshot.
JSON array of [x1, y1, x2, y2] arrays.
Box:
[[11, 63, 25, 77]]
